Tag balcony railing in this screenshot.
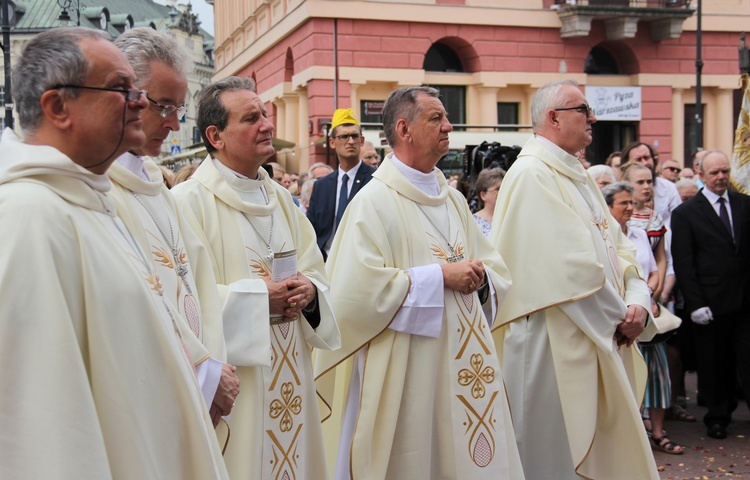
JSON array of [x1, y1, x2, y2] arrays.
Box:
[[554, 0, 690, 7], [553, 0, 694, 40]]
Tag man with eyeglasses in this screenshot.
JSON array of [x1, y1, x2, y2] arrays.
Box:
[[108, 27, 240, 432], [658, 159, 682, 183], [491, 79, 659, 480], [307, 108, 376, 260], [0, 28, 228, 479], [622, 141, 681, 225]]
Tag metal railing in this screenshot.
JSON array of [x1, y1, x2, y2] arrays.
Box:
[[554, 0, 690, 7]]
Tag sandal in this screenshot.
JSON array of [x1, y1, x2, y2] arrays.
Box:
[[666, 405, 697, 423], [650, 434, 684, 455]]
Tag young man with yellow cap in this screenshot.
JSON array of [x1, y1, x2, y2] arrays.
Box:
[[307, 108, 376, 260]]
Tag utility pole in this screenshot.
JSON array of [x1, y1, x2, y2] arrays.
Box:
[[2, 0, 13, 130], [695, 0, 703, 151]]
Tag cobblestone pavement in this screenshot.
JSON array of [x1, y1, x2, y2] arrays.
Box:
[[656, 372, 750, 479]]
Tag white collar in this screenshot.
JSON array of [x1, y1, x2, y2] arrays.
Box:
[[339, 160, 362, 180], [390, 154, 440, 196], [117, 152, 150, 181], [701, 186, 729, 205]]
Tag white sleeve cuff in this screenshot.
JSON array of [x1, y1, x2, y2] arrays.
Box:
[[388, 264, 444, 338], [195, 357, 223, 409], [223, 278, 272, 367]]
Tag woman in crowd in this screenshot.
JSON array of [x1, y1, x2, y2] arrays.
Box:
[[588, 164, 616, 189], [622, 164, 686, 455], [471, 167, 505, 237], [603, 181, 684, 455]]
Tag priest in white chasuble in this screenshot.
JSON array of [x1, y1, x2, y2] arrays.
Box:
[[490, 79, 659, 480], [0, 28, 228, 479], [108, 28, 238, 426], [172, 76, 340, 480], [315, 86, 524, 480]]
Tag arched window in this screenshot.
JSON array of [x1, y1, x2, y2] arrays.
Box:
[[584, 46, 619, 75], [284, 48, 294, 82], [423, 43, 463, 73]]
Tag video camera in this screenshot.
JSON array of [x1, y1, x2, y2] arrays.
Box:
[[464, 141, 521, 191]]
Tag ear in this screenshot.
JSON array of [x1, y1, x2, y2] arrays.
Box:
[[39, 90, 72, 130], [204, 125, 224, 151], [328, 135, 336, 149], [395, 118, 409, 142], [547, 109, 559, 128]]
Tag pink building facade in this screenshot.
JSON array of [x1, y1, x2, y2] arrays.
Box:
[[212, 0, 744, 174]]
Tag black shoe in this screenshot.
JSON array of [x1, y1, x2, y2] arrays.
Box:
[[707, 423, 727, 439]]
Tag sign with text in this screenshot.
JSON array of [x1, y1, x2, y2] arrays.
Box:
[[585, 86, 642, 121]]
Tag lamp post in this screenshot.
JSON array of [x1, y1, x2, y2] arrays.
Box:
[[694, 0, 703, 151], [1, 0, 12, 130], [57, 0, 82, 27]]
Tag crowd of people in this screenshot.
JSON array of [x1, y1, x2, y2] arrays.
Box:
[[1, 26, 749, 480]]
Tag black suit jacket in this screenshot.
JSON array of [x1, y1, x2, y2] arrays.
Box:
[[671, 189, 750, 316], [307, 163, 376, 259]]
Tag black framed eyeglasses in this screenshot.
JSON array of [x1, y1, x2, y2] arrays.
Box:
[[52, 84, 146, 103], [554, 104, 593, 117], [146, 95, 188, 120], [335, 133, 361, 142], [664, 166, 681, 173]]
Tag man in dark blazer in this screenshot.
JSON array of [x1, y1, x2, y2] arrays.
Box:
[[307, 108, 375, 260], [671, 150, 750, 440]]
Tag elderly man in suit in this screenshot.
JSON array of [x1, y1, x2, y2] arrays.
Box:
[[307, 108, 376, 260], [671, 150, 750, 439]]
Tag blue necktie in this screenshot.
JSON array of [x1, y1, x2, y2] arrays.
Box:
[[718, 197, 733, 239], [335, 173, 349, 230]]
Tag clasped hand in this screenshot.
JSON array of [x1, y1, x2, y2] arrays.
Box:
[[615, 304, 648, 347], [441, 259, 485, 295], [264, 272, 316, 319]]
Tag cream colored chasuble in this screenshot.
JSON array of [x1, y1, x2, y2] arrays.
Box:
[[317, 156, 523, 480], [0, 130, 228, 479], [172, 157, 339, 480], [491, 136, 658, 480], [108, 157, 227, 368]]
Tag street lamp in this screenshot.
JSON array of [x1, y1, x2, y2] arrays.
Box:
[[57, 0, 82, 27]]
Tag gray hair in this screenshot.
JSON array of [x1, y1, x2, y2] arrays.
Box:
[[587, 164, 615, 182], [307, 162, 333, 178], [300, 177, 316, 207], [675, 178, 699, 192], [114, 27, 191, 88], [601, 181, 634, 207], [698, 149, 729, 173], [531, 79, 579, 131], [12, 27, 111, 133], [197, 76, 256, 154], [382, 86, 440, 148]]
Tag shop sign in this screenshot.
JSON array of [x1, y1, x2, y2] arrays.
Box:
[[585, 86, 642, 121]]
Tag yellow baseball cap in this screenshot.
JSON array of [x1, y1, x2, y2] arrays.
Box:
[[331, 108, 360, 130]]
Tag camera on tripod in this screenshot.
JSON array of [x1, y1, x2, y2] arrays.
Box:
[[464, 141, 521, 188]]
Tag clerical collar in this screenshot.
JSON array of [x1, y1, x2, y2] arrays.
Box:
[[535, 134, 582, 170], [390, 154, 440, 196], [213, 157, 269, 203], [117, 151, 150, 181]]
